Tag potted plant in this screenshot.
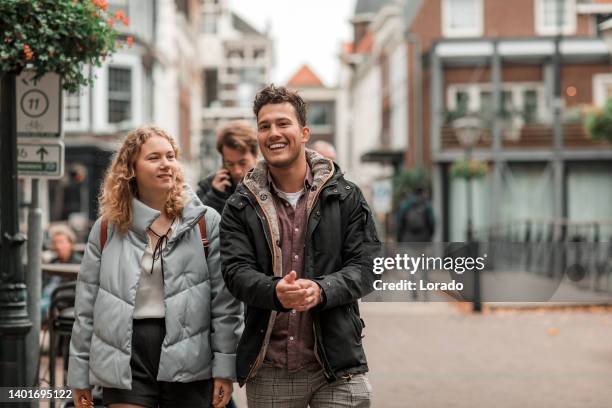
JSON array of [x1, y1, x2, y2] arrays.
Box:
[[584, 98, 612, 143], [450, 159, 488, 180]]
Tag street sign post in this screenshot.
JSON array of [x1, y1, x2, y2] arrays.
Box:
[[17, 141, 65, 178], [16, 71, 61, 138], [15, 71, 64, 180]]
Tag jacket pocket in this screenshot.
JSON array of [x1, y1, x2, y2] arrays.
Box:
[[347, 305, 364, 342], [360, 200, 381, 244]]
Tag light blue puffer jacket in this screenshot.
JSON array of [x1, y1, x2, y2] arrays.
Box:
[[67, 188, 242, 389]]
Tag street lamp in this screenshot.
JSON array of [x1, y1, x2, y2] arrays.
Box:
[[452, 115, 484, 312], [452, 115, 483, 241]]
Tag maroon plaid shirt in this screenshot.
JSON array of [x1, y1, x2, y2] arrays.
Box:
[[264, 166, 320, 372]]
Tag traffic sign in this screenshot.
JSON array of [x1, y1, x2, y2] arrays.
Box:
[[16, 71, 62, 138], [17, 141, 65, 179]]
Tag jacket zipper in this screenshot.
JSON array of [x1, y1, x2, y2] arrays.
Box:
[[240, 188, 279, 382], [305, 178, 337, 381]]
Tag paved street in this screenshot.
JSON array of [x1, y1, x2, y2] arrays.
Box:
[[361, 302, 612, 408], [233, 301, 612, 407], [43, 301, 612, 407]]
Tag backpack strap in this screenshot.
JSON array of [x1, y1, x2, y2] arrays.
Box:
[[100, 219, 108, 252], [198, 217, 209, 257]]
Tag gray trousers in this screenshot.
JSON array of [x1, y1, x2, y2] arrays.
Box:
[[246, 364, 372, 408]]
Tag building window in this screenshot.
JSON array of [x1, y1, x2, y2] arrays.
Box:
[[309, 103, 334, 127], [523, 90, 539, 124], [237, 68, 259, 108], [447, 83, 546, 125], [593, 74, 612, 106], [442, 0, 483, 38], [108, 66, 132, 124], [175, 0, 190, 20], [455, 91, 470, 116], [596, 13, 612, 36], [536, 0, 576, 35], [64, 91, 81, 122], [253, 48, 266, 60], [203, 69, 218, 108], [201, 13, 218, 34]]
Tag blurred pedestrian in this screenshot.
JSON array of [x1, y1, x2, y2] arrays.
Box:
[[197, 120, 258, 214], [41, 225, 82, 319], [68, 126, 242, 408], [221, 85, 380, 407], [197, 123, 253, 408], [310, 140, 337, 161], [396, 186, 435, 242]]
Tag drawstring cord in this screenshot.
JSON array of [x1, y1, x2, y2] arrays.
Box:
[[148, 219, 175, 278]]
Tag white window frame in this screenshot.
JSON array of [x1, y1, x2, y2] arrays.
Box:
[[92, 53, 142, 132], [535, 0, 577, 36], [442, 0, 484, 38], [593, 74, 612, 106], [447, 82, 547, 123], [63, 85, 90, 132]]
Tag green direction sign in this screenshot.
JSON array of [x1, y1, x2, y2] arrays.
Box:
[[17, 141, 65, 179]]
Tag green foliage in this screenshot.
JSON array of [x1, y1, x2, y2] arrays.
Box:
[[0, 0, 120, 92], [393, 167, 430, 204], [585, 98, 612, 143], [450, 159, 488, 180]]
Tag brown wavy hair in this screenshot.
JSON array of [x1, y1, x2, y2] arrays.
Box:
[[98, 126, 185, 234]]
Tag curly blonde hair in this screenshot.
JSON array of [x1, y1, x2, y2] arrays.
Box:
[[98, 126, 185, 234]]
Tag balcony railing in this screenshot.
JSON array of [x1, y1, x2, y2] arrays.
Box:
[[441, 123, 612, 150]]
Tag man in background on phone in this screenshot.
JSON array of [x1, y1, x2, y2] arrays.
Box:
[[197, 120, 259, 214]]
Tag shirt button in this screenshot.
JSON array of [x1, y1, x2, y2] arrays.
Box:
[[289, 336, 294, 341], [294, 227, 299, 232], [291, 310, 296, 314], [294, 254, 298, 260], [284, 202, 289, 207]]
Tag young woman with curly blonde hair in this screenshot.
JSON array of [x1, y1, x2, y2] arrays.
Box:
[[67, 126, 242, 408]]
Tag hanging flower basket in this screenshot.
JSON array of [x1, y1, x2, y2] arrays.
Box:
[[450, 159, 488, 180], [0, 0, 129, 92]]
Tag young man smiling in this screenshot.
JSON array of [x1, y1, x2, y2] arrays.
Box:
[[220, 85, 381, 407]]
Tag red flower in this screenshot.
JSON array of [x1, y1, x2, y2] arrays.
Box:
[[115, 10, 125, 21], [91, 0, 107, 11], [126, 36, 134, 47], [23, 44, 34, 61], [107, 18, 114, 27], [122, 16, 129, 26]]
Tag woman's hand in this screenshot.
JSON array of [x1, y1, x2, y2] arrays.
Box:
[[212, 378, 233, 408], [72, 389, 93, 407]]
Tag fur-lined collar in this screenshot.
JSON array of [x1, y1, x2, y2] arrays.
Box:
[[243, 148, 334, 197]]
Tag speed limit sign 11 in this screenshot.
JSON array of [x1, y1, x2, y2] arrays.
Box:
[[16, 71, 62, 138]]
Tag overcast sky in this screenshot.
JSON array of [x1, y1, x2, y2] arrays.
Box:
[[229, 0, 357, 87]]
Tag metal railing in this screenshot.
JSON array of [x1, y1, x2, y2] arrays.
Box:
[[477, 219, 612, 295]]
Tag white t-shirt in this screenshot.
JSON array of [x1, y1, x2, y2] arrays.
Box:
[[133, 220, 179, 319], [276, 189, 304, 209]]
